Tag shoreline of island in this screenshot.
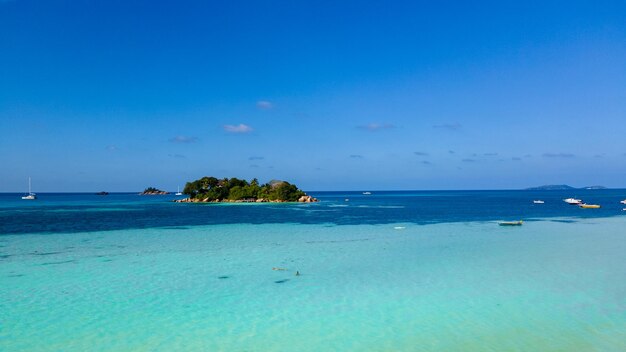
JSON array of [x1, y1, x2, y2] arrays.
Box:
[[174, 194, 318, 203]]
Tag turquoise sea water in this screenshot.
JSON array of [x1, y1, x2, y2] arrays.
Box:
[[1, 191, 625, 351]]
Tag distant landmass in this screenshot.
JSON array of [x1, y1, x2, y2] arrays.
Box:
[[525, 184, 608, 190]]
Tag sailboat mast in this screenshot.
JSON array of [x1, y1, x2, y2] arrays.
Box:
[[29, 177, 31, 194]]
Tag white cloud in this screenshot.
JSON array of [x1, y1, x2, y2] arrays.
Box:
[[256, 100, 273, 110], [543, 152, 575, 158], [224, 124, 253, 133], [433, 123, 462, 131], [168, 154, 186, 159], [169, 136, 198, 143], [357, 123, 395, 131]]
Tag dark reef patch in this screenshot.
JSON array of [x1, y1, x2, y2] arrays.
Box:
[[30, 251, 63, 256], [548, 219, 578, 224], [40, 260, 75, 266]]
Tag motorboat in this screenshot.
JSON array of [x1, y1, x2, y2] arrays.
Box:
[[579, 204, 600, 209], [563, 198, 582, 205], [499, 220, 523, 226], [620, 200, 626, 205], [362, 191, 372, 195], [533, 200, 544, 204]]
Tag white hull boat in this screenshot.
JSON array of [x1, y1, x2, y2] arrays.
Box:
[[21, 177, 37, 200], [563, 198, 582, 205]]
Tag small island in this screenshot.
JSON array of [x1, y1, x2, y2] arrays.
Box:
[[175, 177, 317, 203], [140, 187, 169, 195]]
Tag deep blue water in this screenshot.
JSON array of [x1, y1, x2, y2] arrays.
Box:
[[1, 190, 625, 235]]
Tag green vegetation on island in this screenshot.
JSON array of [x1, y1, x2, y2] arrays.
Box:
[[179, 177, 317, 203]]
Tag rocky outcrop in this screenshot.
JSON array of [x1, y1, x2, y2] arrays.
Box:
[[298, 195, 318, 203]]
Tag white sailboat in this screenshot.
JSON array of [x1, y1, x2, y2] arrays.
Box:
[[21, 177, 37, 200], [175, 186, 183, 196]]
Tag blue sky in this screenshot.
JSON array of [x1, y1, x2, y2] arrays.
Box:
[[1, 1, 625, 191]]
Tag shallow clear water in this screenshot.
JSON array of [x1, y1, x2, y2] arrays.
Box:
[[1, 191, 625, 351]]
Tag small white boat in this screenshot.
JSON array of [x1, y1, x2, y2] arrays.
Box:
[[499, 220, 523, 226], [362, 191, 372, 195], [563, 198, 582, 205], [175, 186, 183, 196], [21, 177, 37, 200], [533, 200, 544, 204], [620, 200, 626, 205]]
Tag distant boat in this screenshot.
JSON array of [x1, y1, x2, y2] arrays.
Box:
[[533, 200, 545, 204], [499, 220, 523, 226], [95, 191, 109, 196], [579, 204, 600, 209], [620, 200, 626, 205], [21, 177, 37, 200], [175, 186, 183, 196], [563, 198, 582, 205], [362, 191, 372, 195]]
